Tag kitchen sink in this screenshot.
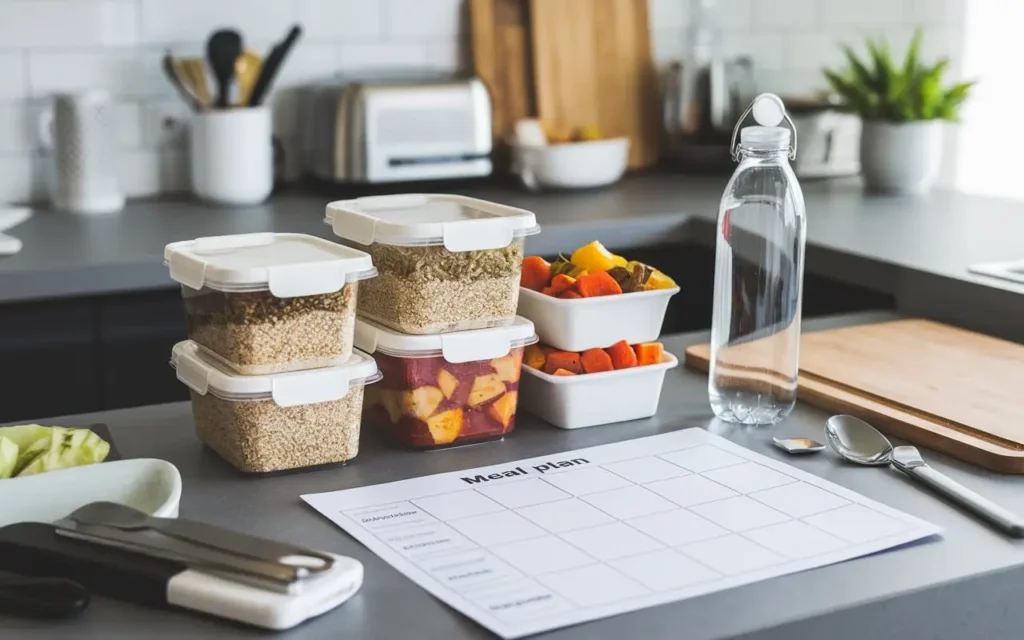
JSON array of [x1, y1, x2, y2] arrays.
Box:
[[968, 260, 1024, 285]]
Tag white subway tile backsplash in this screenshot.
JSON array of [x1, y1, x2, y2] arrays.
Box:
[[340, 42, 431, 72], [822, 0, 907, 26], [0, 0, 138, 48], [386, 0, 463, 38], [650, 29, 688, 64], [719, 0, 754, 28], [0, 154, 37, 204], [139, 99, 191, 148], [29, 49, 170, 98], [0, 53, 29, 100], [273, 43, 344, 88], [118, 148, 188, 197], [425, 38, 466, 72], [296, 0, 382, 39], [139, 0, 296, 44], [650, 0, 689, 31], [753, 0, 821, 28], [723, 31, 785, 69], [0, 104, 35, 153], [907, 0, 966, 25], [784, 32, 849, 70], [754, 68, 827, 96]]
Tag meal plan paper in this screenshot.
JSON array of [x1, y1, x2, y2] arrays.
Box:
[[303, 429, 940, 639]]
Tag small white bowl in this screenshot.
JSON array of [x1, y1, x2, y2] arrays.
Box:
[[517, 285, 680, 352], [0, 458, 182, 527], [513, 137, 629, 191], [519, 353, 679, 429]]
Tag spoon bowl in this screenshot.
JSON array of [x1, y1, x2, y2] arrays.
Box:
[[825, 414, 894, 465]]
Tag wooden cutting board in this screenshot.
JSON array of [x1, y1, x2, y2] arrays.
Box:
[[684, 319, 1024, 473], [529, 0, 661, 169], [470, 0, 535, 146]]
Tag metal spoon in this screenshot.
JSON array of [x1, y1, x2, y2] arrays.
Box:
[[825, 414, 1024, 538]]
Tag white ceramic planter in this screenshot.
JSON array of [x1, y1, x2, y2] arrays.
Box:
[[860, 120, 944, 194]]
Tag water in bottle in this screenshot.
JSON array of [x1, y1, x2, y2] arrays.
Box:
[[709, 94, 807, 425]]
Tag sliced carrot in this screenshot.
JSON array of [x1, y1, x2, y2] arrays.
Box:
[[574, 270, 622, 298], [558, 290, 583, 299], [542, 274, 576, 297], [552, 368, 577, 376], [520, 256, 552, 291], [634, 342, 664, 366], [543, 351, 583, 375], [524, 344, 548, 370], [607, 340, 638, 369], [581, 348, 614, 373]]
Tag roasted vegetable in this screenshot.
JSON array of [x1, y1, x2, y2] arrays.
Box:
[[607, 340, 638, 369], [644, 268, 677, 290], [570, 241, 627, 274], [575, 271, 622, 297], [524, 344, 548, 370], [543, 274, 577, 297], [581, 348, 615, 373], [549, 255, 577, 279], [543, 351, 583, 375], [634, 342, 664, 366], [552, 368, 577, 376], [520, 256, 552, 291]]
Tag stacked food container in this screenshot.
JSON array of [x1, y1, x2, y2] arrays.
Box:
[[326, 194, 539, 449], [164, 232, 381, 473], [515, 241, 681, 429]]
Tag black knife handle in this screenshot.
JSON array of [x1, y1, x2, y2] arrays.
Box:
[[0, 574, 90, 619]]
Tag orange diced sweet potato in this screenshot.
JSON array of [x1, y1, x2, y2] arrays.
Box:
[[542, 274, 576, 297], [426, 408, 463, 444], [492, 350, 524, 383], [468, 374, 507, 407], [543, 351, 582, 375], [524, 344, 547, 370], [488, 391, 518, 429], [607, 340, 638, 369], [520, 256, 552, 291], [581, 348, 614, 373], [558, 290, 582, 299], [552, 368, 577, 376], [634, 342, 664, 366], [574, 270, 622, 298]]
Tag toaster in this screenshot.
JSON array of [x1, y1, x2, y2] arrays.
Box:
[[300, 74, 493, 184]]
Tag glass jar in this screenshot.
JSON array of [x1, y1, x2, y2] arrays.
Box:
[[709, 94, 807, 425]]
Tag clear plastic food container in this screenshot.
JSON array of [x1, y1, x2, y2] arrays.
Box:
[[165, 233, 376, 375], [171, 340, 380, 474], [354, 316, 537, 448], [326, 194, 539, 335]]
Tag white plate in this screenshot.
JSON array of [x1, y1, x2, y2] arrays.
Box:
[[0, 458, 182, 527]]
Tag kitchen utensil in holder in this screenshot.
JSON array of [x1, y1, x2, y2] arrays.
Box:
[[190, 106, 273, 205], [39, 91, 125, 214]]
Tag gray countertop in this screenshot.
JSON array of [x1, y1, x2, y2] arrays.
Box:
[[5, 312, 1024, 640], [3, 174, 1024, 307]]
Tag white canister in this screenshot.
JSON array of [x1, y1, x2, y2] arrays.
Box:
[[190, 107, 273, 206], [39, 91, 125, 215]]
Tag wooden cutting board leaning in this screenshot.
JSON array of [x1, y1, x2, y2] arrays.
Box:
[[685, 319, 1024, 473]]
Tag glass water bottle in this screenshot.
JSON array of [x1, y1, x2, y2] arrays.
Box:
[[708, 94, 806, 425]]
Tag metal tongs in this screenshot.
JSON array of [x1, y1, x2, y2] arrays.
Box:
[[55, 502, 335, 594]]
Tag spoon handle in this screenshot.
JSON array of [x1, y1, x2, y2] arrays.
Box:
[[904, 464, 1024, 537]]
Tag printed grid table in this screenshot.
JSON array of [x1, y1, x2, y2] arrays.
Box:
[[304, 429, 940, 639]]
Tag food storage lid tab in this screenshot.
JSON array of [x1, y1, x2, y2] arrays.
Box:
[[325, 194, 540, 251], [164, 232, 376, 297], [354, 316, 538, 363], [170, 341, 380, 407]]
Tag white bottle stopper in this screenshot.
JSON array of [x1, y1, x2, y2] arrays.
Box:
[[751, 93, 786, 127]]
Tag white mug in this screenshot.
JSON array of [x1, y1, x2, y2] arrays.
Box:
[[39, 90, 125, 214], [190, 107, 273, 205]]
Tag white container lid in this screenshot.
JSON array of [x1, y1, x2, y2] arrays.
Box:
[[170, 341, 381, 407], [164, 232, 376, 298], [354, 316, 538, 363], [325, 194, 540, 252]]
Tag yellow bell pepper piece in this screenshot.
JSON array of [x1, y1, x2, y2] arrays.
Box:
[[571, 241, 623, 274], [644, 269, 678, 290]]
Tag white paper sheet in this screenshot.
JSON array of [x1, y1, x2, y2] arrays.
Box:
[[303, 429, 941, 639]]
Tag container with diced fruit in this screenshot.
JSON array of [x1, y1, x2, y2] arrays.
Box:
[[519, 340, 679, 429], [517, 240, 679, 352], [355, 317, 537, 449]]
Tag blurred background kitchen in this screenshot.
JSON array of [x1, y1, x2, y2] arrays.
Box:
[[0, 0, 1010, 204]]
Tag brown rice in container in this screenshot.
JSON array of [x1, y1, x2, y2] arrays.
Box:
[[165, 232, 376, 375], [170, 340, 380, 474]]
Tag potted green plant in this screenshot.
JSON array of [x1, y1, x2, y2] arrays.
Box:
[[823, 29, 975, 194]]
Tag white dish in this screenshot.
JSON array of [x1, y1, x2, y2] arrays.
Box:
[[0, 458, 182, 527], [519, 353, 679, 429], [512, 137, 629, 191], [517, 285, 680, 352]]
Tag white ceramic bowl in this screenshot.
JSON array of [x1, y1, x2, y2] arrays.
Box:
[[519, 353, 679, 429], [513, 137, 629, 190], [0, 458, 182, 527], [517, 285, 680, 352]]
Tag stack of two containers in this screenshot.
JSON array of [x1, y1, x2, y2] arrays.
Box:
[[163, 195, 539, 474]]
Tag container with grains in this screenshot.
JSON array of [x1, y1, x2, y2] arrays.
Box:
[[355, 316, 536, 449], [165, 232, 376, 375], [325, 194, 540, 335], [171, 340, 380, 474]]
